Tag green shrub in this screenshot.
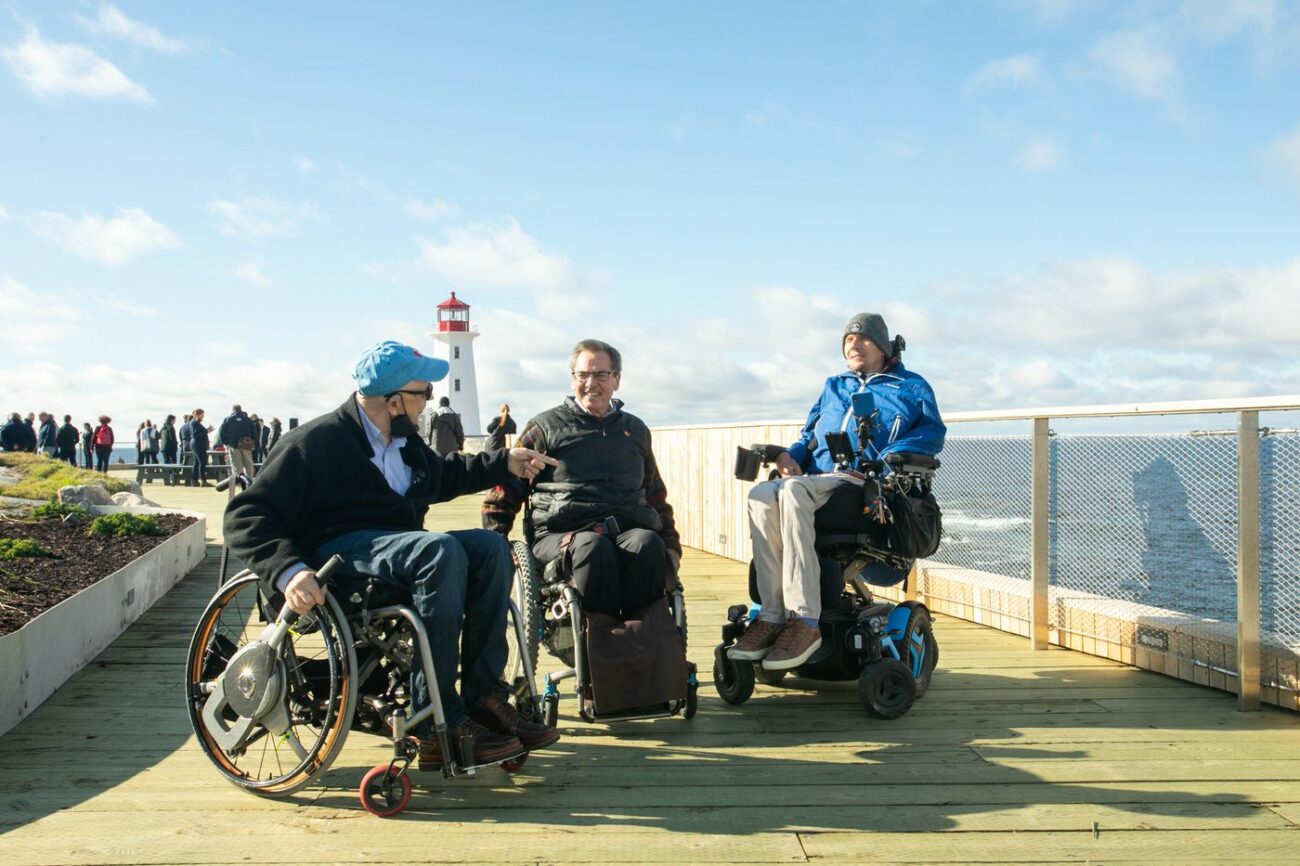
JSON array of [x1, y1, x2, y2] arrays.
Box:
[[0, 453, 131, 500], [30, 501, 91, 521], [0, 538, 54, 560], [87, 513, 165, 538]]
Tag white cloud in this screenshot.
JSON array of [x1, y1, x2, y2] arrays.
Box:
[[403, 198, 454, 221], [1089, 29, 1182, 113], [1263, 122, 1300, 193], [1014, 136, 1065, 172], [0, 274, 82, 349], [74, 3, 191, 54], [966, 53, 1044, 90], [1, 28, 152, 103], [100, 296, 158, 317], [236, 260, 273, 287], [296, 157, 318, 174], [208, 196, 318, 239], [28, 207, 180, 266], [418, 219, 571, 289], [0, 357, 351, 430]]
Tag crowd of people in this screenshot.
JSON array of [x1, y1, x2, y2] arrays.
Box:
[[0, 407, 285, 486]]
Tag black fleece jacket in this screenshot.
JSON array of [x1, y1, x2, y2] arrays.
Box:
[[224, 395, 511, 598]]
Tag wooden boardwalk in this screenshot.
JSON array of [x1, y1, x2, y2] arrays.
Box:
[[3, 481, 1300, 864]]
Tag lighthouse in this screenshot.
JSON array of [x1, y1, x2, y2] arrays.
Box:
[[429, 292, 482, 435]]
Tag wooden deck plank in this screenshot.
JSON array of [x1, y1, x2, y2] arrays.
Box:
[[2, 484, 1298, 865]]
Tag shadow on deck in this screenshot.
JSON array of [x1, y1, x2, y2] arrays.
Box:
[[2, 485, 1299, 864]]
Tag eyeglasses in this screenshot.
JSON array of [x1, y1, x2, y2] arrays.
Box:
[[387, 384, 434, 400], [571, 370, 616, 383]]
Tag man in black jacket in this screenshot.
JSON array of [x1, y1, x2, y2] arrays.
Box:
[[224, 340, 560, 770], [483, 339, 681, 620], [187, 410, 211, 486], [56, 415, 79, 466]]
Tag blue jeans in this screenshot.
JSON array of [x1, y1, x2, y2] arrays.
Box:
[[313, 528, 512, 731]]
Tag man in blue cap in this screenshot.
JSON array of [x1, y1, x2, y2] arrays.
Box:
[[225, 340, 561, 769]]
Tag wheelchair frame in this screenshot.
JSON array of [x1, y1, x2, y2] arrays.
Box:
[[509, 538, 699, 726], [713, 448, 941, 718], [185, 555, 543, 818]]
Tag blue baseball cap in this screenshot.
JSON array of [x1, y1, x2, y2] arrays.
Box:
[[353, 341, 449, 396]]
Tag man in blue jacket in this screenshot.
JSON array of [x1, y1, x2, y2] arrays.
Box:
[[730, 312, 946, 670]]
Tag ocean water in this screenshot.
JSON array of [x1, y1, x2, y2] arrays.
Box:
[[930, 433, 1299, 639]]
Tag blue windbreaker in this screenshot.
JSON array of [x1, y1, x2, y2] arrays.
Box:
[[786, 360, 945, 475]]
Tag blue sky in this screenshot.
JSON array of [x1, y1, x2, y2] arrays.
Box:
[[2, 1, 1299, 433]]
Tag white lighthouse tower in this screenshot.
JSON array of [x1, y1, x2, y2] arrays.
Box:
[[429, 292, 482, 435]]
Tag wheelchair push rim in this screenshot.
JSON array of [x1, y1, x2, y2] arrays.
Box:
[[185, 573, 358, 796]]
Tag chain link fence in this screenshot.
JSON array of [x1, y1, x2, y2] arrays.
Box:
[[927, 419, 1300, 666]]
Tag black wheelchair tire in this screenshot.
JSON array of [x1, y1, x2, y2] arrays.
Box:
[[900, 605, 938, 698], [713, 649, 755, 705], [542, 693, 559, 728], [510, 540, 542, 675], [857, 658, 916, 719]]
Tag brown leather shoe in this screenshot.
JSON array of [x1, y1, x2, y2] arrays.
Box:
[[417, 719, 524, 770], [472, 694, 561, 750]]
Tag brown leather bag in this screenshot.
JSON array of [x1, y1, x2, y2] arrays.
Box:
[[583, 598, 687, 715]]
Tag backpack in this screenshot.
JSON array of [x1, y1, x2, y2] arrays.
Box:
[[94, 426, 113, 447]]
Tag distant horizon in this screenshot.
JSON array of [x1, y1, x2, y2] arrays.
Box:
[[3, 3, 1299, 430]]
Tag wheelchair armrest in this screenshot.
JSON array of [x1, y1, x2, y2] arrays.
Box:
[[885, 452, 940, 474]]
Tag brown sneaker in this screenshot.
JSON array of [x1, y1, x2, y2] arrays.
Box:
[[417, 719, 524, 770], [762, 619, 822, 670], [727, 618, 784, 660], [472, 694, 561, 750]]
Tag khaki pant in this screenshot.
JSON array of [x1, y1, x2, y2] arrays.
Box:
[[228, 447, 256, 483], [747, 474, 863, 622]]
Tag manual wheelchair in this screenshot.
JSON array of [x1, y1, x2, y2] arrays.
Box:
[[184, 554, 544, 818], [506, 515, 699, 726], [713, 439, 941, 720]]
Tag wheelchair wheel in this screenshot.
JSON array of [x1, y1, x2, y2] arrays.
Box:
[[857, 658, 916, 719], [359, 763, 412, 817], [542, 692, 559, 728], [185, 574, 358, 796], [508, 540, 542, 678], [713, 648, 755, 705], [754, 665, 787, 686], [900, 605, 938, 698], [684, 680, 699, 719]]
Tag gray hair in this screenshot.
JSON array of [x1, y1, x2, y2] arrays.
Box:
[[570, 338, 622, 373]]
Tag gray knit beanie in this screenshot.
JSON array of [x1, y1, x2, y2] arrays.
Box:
[[842, 312, 892, 357]]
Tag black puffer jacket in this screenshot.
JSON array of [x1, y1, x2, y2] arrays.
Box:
[[482, 398, 680, 557]]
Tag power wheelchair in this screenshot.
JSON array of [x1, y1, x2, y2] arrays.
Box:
[[186, 503, 545, 818], [507, 512, 699, 726], [713, 419, 942, 719]]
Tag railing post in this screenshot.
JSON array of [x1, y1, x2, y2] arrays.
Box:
[[1031, 417, 1050, 650], [1236, 410, 1261, 711]]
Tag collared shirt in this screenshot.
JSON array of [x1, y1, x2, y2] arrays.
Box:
[[356, 400, 413, 496]]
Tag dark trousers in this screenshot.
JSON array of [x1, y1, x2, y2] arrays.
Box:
[[82, 447, 92, 470], [192, 449, 208, 483], [314, 528, 511, 731], [534, 528, 666, 619], [162, 449, 177, 484], [94, 445, 112, 472]]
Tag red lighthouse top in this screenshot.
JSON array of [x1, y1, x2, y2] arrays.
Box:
[[436, 292, 470, 332]]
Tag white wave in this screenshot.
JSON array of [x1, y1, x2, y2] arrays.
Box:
[[944, 511, 1030, 530]]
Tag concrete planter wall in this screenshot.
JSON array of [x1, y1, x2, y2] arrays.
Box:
[[0, 506, 206, 736]]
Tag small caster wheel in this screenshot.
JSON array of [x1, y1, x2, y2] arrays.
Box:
[[359, 763, 412, 817], [858, 658, 916, 720], [542, 693, 559, 728], [500, 753, 529, 773], [684, 681, 699, 719], [713, 647, 754, 706]]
